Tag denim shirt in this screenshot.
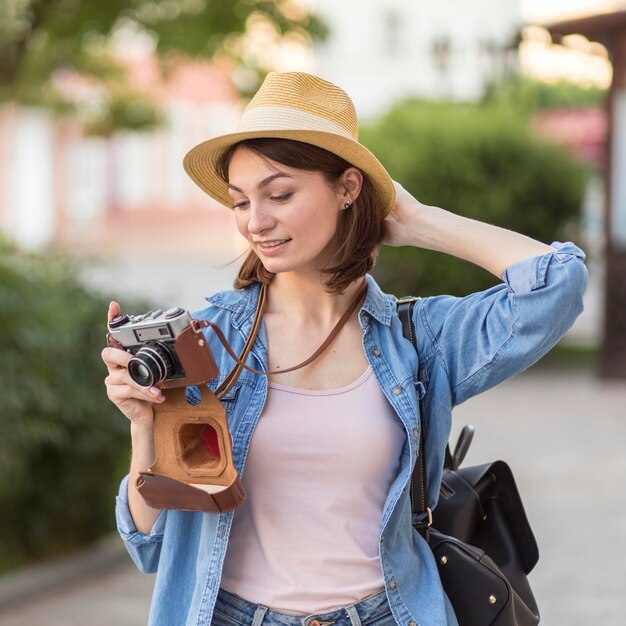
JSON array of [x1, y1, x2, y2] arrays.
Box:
[[116, 242, 587, 626]]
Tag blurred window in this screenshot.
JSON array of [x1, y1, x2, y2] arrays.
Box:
[[383, 10, 403, 58], [432, 36, 451, 73], [66, 136, 107, 222], [115, 132, 150, 210]]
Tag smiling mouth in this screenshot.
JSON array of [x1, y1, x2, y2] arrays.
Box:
[[256, 239, 292, 248]]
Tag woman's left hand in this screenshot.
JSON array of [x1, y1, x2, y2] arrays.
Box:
[[383, 181, 433, 247]]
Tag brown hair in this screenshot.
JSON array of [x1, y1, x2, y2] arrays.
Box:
[[216, 138, 386, 294]]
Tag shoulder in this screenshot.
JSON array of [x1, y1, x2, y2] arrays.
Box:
[[191, 283, 261, 324]]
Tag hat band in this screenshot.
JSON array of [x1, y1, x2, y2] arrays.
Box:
[[236, 106, 356, 140]]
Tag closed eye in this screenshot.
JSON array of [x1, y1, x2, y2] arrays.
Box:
[[270, 192, 293, 202], [233, 192, 293, 209]]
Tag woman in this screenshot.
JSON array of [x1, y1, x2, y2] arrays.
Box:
[[103, 72, 587, 626]]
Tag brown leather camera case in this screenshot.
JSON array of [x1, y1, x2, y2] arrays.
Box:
[[136, 384, 245, 513]]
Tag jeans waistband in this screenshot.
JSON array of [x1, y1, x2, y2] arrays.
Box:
[[213, 587, 393, 626]]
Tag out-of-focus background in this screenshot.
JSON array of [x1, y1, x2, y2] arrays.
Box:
[[1, 0, 625, 624]]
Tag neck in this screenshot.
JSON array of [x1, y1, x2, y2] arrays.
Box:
[[266, 271, 366, 322]]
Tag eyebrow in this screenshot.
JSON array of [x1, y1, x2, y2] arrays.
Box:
[[228, 173, 293, 193]]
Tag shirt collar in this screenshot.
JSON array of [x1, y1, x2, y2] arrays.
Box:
[[361, 274, 393, 327], [205, 274, 393, 328], [205, 282, 262, 329]]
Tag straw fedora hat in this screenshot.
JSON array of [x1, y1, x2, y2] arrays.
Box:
[[183, 72, 396, 216]]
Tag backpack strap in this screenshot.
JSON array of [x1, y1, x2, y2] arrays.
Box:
[[397, 298, 431, 534], [397, 297, 457, 536]]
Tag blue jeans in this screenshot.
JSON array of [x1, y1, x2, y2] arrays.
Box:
[[212, 587, 397, 626]]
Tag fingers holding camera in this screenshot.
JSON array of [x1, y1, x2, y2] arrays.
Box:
[[103, 300, 163, 428], [101, 345, 163, 430], [102, 347, 163, 396], [105, 367, 164, 402]]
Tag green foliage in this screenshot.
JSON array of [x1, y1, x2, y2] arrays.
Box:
[[482, 76, 607, 113], [362, 100, 588, 297], [83, 90, 166, 136], [0, 0, 328, 133], [0, 238, 143, 571]]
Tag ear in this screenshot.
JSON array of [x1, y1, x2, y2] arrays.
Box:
[[339, 167, 363, 206]]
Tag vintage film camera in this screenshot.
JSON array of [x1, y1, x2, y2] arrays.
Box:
[[108, 306, 218, 389], [107, 307, 244, 513]]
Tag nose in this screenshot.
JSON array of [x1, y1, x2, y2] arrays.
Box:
[[246, 201, 275, 235]]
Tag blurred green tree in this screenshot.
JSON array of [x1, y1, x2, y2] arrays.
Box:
[[0, 237, 148, 571], [362, 99, 588, 297], [482, 75, 607, 112], [0, 0, 328, 132]]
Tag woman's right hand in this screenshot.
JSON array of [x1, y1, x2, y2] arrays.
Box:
[[102, 301, 165, 431]]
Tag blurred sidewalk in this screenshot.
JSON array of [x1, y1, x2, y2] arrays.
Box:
[[1, 363, 624, 625]]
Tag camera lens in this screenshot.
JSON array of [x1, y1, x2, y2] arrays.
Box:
[[128, 342, 176, 387]]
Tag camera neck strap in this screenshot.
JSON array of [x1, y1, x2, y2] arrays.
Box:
[[212, 282, 267, 399], [196, 280, 368, 399]]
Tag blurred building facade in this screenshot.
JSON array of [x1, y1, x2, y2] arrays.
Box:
[[0, 57, 246, 308], [305, 0, 523, 118], [0, 58, 241, 256]]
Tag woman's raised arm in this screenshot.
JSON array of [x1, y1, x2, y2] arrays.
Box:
[[384, 181, 555, 278]]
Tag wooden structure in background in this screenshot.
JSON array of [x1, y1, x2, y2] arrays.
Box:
[[547, 11, 626, 378]]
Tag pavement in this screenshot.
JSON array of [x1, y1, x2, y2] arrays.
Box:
[[1, 363, 625, 626]]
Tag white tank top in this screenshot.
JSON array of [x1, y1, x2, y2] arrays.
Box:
[[220, 366, 406, 614]]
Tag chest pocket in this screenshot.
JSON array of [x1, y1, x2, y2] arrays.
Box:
[[414, 379, 426, 401], [413, 377, 427, 429], [217, 384, 242, 416], [185, 382, 242, 411]]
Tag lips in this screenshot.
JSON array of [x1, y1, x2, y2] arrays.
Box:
[[256, 239, 291, 248]]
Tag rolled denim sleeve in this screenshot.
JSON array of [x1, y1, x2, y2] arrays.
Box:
[[416, 241, 588, 406], [115, 474, 167, 574]]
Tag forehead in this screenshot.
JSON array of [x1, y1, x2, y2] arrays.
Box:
[[227, 146, 325, 189]]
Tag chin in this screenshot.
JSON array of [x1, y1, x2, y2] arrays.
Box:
[[259, 261, 297, 274], [258, 257, 319, 276], [255, 248, 333, 275]]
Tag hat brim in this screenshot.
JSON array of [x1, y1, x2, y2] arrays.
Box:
[[183, 129, 396, 217]]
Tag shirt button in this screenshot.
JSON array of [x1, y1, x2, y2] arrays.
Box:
[[389, 579, 397, 589], [413, 428, 420, 438], [408, 621, 417, 626], [362, 313, 370, 323], [371, 347, 381, 357], [393, 386, 402, 395], [309, 621, 321, 626], [380, 533, 385, 542]]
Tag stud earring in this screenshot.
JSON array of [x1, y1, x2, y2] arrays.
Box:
[[344, 202, 352, 209]]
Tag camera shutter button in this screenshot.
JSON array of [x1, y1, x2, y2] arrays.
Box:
[[109, 314, 129, 328], [165, 306, 184, 319]]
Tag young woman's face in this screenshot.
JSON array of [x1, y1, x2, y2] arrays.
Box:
[[227, 146, 347, 276]]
